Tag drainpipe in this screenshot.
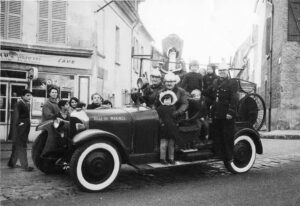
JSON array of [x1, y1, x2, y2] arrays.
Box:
[[130, 19, 140, 90], [268, 0, 274, 131]]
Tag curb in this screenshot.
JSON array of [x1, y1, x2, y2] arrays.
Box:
[[259, 131, 300, 140]]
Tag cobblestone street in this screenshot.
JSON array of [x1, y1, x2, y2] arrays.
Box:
[[1, 139, 300, 204]]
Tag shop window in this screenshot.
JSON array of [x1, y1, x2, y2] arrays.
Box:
[[0, 70, 27, 79], [0, 0, 22, 40], [0, 84, 7, 123], [288, 0, 300, 41], [38, 0, 67, 44], [32, 73, 74, 116]]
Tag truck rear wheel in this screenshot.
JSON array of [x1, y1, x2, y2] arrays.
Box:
[[70, 140, 121, 192], [224, 135, 256, 174]]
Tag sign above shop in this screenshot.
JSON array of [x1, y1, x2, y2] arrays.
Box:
[[0, 50, 91, 69]]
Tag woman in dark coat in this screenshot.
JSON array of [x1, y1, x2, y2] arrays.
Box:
[[42, 87, 60, 122], [41, 87, 60, 156]]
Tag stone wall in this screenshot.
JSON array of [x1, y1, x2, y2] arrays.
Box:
[[270, 0, 300, 129]]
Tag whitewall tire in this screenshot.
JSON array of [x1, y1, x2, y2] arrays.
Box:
[[70, 141, 121, 192], [225, 135, 256, 174]]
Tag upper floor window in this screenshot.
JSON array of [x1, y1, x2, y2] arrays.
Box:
[[38, 0, 67, 44], [288, 0, 300, 41], [0, 0, 22, 40]]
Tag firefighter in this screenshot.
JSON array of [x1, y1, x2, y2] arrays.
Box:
[[210, 67, 239, 163], [132, 69, 163, 108]]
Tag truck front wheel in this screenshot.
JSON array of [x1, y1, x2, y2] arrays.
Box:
[[224, 135, 256, 174], [70, 140, 121, 192]]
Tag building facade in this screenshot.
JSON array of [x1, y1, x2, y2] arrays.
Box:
[[0, 0, 153, 141], [232, 0, 300, 130]]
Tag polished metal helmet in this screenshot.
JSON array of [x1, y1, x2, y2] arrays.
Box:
[[150, 69, 162, 78]]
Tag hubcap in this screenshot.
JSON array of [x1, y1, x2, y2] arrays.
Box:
[[82, 149, 114, 184], [233, 140, 252, 168]]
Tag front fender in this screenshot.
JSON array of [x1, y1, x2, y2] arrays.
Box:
[[234, 128, 263, 154], [72, 129, 129, 162]]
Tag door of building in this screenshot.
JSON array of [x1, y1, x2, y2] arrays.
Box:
[[0, 82, 28, 141]]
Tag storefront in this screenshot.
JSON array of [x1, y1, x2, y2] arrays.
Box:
[[0, 49, 92, 141]]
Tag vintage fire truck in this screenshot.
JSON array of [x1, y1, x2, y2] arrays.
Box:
[[32, 76, 266, 192]]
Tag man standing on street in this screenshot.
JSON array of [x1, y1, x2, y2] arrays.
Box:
[[7, 89, 34, 171], [211, 67, 239, 163]]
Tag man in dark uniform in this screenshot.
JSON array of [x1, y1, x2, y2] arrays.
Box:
[[211, 67, 239, 162], [7, 89, 34, 171], [132, 69, 163, 108], [203, 64, 218, 99]]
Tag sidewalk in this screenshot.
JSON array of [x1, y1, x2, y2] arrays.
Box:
[[0, 142, 33, 160], [259, 130, 300, 140]]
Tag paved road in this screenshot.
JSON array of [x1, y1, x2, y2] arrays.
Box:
[[1, 139, 300, 206]]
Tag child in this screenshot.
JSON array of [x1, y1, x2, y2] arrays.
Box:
[[188, 89, 209, 141], [156, 90, 178, 165]]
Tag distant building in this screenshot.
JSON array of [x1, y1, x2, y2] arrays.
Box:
[[232, 0, 300, 130], [0, 0, 153, 141]]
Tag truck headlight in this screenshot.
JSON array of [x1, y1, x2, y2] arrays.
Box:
[[75, 123, 86, 131]]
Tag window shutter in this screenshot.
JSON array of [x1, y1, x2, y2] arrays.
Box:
[[288, 0, 300, 41], [38, 0, 49, 42], [7, 0, 22, 39], [51, 0, 66, 44], [0, 0, 6, 38]]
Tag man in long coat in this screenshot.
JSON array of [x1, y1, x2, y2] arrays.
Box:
[[210, 68, 239, 162], [7, 89, 34, 171]]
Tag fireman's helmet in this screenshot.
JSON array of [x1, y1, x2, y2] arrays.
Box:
[[164, 72, 177, 82], [150, 69, 162, 78]]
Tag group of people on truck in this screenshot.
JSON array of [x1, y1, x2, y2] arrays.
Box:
[[133, 60, 239, 165]]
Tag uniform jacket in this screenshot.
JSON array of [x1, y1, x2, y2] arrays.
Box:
[[155, 86, 189, 116], [211, 78, 239, 119], [131, 83, 163, 108], [142, 83, 163, 108], [188, 97, 208, 119], [10, 99, 31, 142], [181, 72, 203, 93], [42, 98, 60, 122]]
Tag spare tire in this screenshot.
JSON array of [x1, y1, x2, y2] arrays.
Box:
[[238, 93, 266, 130]]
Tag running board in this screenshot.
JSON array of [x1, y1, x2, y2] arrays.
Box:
[[132, 158, 221, 170]]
